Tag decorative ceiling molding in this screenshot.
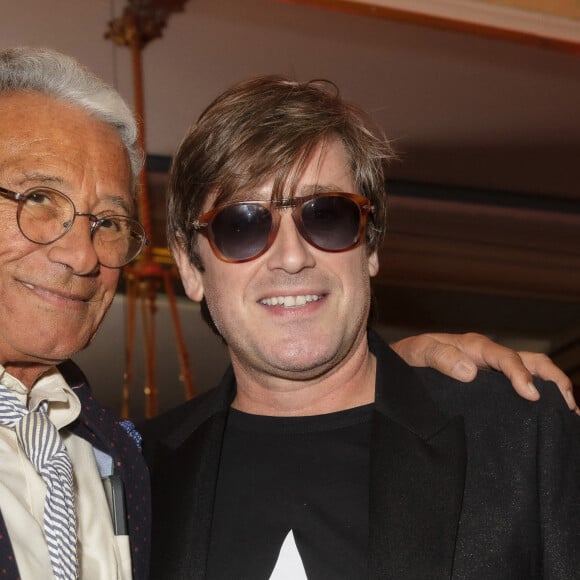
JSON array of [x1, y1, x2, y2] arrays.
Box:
[[478, 0, 580, 22], [282, 0, 580, 52], [378, 193, 580, 302]]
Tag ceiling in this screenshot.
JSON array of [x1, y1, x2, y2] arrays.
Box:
[[2, 0, 580, 414]]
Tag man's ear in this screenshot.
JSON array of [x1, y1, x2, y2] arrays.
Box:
[[172, 245, 204, 302], [368, 250, 379, 278]]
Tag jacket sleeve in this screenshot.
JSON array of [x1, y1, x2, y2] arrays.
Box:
[[536, 383, 580, 579]]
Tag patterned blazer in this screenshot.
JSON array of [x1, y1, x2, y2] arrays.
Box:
[[0, 360, 151, 580]]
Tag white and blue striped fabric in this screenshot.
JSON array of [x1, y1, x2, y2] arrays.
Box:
[[0, 383, 78, 579]]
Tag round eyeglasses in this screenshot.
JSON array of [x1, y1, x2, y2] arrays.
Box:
[[193, 192, 374, 263], [0, 185, 147, 268]]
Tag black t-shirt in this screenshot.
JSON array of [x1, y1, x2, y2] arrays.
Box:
[[206, 404, 373, 579]]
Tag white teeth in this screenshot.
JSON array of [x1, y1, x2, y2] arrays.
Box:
[[260, 294, 321, 307]]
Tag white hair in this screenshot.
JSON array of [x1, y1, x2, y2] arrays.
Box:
[[0, 47, 143, 188]]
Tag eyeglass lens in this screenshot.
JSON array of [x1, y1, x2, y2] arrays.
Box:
[[17, 188, 144, 268], [300, 195, 361, 250], [208, 195, 364, 262]]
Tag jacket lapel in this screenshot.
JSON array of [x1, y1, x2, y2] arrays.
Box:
[[59, 360, 152, 580], [145, 369, 235, 580], [368, 331, 466, 579]]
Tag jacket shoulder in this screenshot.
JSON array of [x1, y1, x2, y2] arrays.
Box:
[[417, 368, 570, 417], [414, 368, 578, 448], [140, 385, 221, 437], [139, 365, 235, 443]]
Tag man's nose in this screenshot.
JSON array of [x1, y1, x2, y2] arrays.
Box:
[[265, 213, 316, 273], [46, 216, 100, 275]]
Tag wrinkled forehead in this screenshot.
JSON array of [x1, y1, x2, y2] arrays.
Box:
[[0, 91, 134, 212]]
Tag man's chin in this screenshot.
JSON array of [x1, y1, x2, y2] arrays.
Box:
[[264, 350, 339, 380]]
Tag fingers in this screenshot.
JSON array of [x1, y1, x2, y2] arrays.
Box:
[[491, 352, 539, 402], [518, 352, 578, 414], [433, 333, 544, 403], [390, 334, 478, 382], [391, 332, 578, 414], [443, 335, 575, 409]]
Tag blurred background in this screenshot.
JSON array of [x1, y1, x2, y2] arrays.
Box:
[[2, 0, 579, 417]]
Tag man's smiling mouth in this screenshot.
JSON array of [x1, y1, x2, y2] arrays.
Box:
[[21, 281, 90, 303], [259, 294, 322, 307]]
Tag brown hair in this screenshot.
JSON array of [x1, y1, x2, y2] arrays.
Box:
[[167, 75, 395, 269]]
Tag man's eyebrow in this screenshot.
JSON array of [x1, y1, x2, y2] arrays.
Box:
[[17, 172, 66, 188], [16, 172, 133, 214], [219, 183, 349, 206], [297, 184, 346, 196], [106, 195, 133, 215]]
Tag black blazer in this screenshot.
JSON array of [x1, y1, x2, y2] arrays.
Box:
[[142, 330, 580, 579], [0, 360, 151, 580]]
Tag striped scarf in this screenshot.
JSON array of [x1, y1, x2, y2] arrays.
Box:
[[0, 382, 78, 579]]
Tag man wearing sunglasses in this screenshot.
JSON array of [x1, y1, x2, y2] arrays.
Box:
[[142, 76, 580, 579], [0, 46, 571, 580]]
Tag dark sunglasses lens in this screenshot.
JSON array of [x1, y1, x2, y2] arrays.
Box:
[[210, 204, 273, 261], [301, 196, 361, 250]]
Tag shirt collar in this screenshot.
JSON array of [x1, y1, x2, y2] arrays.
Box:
[[0, 364, 81, 429]]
